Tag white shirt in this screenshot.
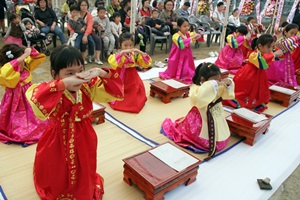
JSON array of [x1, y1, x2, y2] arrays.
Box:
[[212, 10, 225, 24], [228, 15, 240, 27]]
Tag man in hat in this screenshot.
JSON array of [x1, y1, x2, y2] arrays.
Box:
[[177, 1, 190, 18]]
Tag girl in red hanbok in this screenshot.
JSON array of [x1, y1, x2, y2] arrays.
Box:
[[215, 25, 249, 74], [226, 34, 283, 112], [26, 45, 124, 200], [108, 32, 152, 113], [0, 44, 47, 146]]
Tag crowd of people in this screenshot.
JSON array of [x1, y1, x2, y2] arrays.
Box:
[[0, 0, 300, 199]]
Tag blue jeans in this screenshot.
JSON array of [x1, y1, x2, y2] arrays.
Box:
[[74, 33, 95, 56], [40, 25, 67, 44]]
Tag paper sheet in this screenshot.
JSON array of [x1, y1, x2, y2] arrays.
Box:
[[269, 85, 296, 95], [161, 79, 189, 89], [149, 143, 199, 172], [232, 108, 268, 123], [93, 102, 104, 111]]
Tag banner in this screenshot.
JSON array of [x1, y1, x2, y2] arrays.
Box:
[[256, 0, 261, 24], [240, 0, 255, 16], [274, 0, 285, 31], [238, 0, 246, 15], [260, 0, 271, 19], [287, 0, 300, 23]]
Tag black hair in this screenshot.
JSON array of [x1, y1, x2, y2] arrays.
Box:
[[236, 25, 248, 35], [111, 12, 121, 20], [152, 0, 157, 8], [70, 4, 79, 12], [251, 33, 274, 50], [280, 21, 289, 28], [121, 0, 131, 8], [50, 45, 84, 78], [246, 16, 255, 23], [164, 0, 174, 9], [36, 0, 48, 7], [232, 8, 238, 14], [97, 6, 106, 12], [95, 0, 104, 7], [68, 0, 76, 7], [284, 23, 299, 36], [152, 9, 159, 13], [0, 44, 24, 66], [192, 63, 221, 85], [217, 2, 224, 7], [142, 0, 148, 6], [9, 13, 19, 22], [177, 17, 189, 27], [119, 32, 134, 45], [77, 0, 89, 9]]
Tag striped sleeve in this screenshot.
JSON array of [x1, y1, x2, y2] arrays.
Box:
[[172, 33, 188, 49], [226, 35, 245, 49], [276, 36, 300, 53], [248, 52, 273, 70]]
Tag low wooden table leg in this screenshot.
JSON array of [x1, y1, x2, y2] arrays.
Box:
[[162, 96, 171, 103], [185, 171, 198, 186], [123, 171, 132, 186], [243, 137, 254, 146], [150, 90, 155, 97], [144, 193, 164, 200], [183, 91, 189, 98]]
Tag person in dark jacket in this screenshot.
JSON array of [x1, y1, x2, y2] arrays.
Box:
[[0, 0, 7, 36]]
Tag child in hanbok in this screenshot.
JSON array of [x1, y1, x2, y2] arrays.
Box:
[[215, 25, 249, 74], [108, 32, 152, 113], [159, 18, 201, 84], [228, 34, 283, 112], [266, 24, 300, 87], [4, 13, 25, 46], [0, 44, 47, 146], [26, 45, 124, 200], [161, 63, 234, 159]]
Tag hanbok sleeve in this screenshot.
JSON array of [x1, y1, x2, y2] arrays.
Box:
[[248, 51, 273, 70], [226, 34, 245, 48], [0, 60, 21, 88], [276, 36, 300, 53], [190, 81, 219, 109], [136, 53, 152, 69], [172, 33, 191, 49], [108, 52, 126, 69], [25, 79, 66, 120], [218, 79, 235, 100], [24, 47, 46, 72], [85, 68, 124, 103]]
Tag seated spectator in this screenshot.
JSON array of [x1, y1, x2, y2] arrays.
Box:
[[110, 12, 122, 49], [159, 0, 177, 34], [93, 6, 115, 57], [35, 0, 67, 45], [107, 0, 121, 17], [91, 0, 105, 17], [146, 9, 170, 36], [212, 1, 225, 29], [139, 0, 152, 18], [177, 1, 190, 19], [228, 8, 240, 31]]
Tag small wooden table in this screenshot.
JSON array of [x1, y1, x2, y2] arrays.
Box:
[[296, 73, 300, 85], [91, 103, 106, 124], [226, 113, 272, 146], [150, 80, 190, 103], [123, 143, 201, 200], [269, 85, 300, 107]]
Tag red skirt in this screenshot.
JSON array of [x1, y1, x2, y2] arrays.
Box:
[[110, 67, 147, 113]]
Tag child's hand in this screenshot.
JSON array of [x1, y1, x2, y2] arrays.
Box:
[[133, 48, 147, 57], [76, 68, 108, 80], [219, 78, 232, 87], [120, 49, 134, 55], [24, 47, 32, 57], [62, 76, 88, 91], [274, 49, 283, 57]]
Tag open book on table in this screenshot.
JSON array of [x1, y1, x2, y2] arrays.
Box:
[[232, 108, 268, 124]]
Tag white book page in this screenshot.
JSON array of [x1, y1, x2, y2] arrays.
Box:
[[220, 68, 229, 73], [233, 108, 268, 123], [92, 102, 104, 111], [161, 79, 189, 89], [269, 85, 296, 95], [149, 143, 199, 172]]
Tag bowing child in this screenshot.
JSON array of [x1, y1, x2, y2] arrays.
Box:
[[161, 63, 234, 159], [215, 25, 249, 74], [26, 45, 124, 200], [0, 44, 48, 146], [227, 34, 283, 112], [159, 18, 201, 84], [108, 32, 152, 113]]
